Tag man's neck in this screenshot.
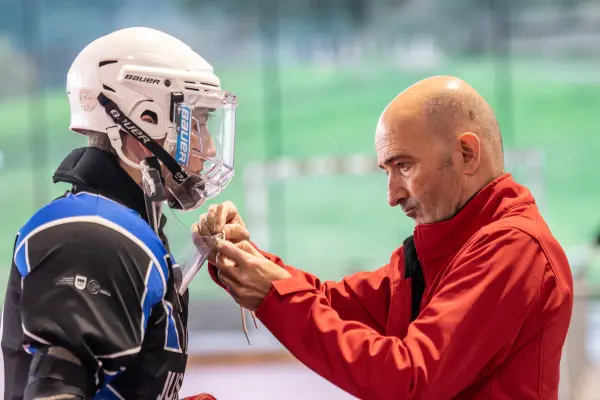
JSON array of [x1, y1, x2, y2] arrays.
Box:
[[454, 171, 503, 219]]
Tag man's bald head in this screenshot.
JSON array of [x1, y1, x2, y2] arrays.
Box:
[[380, 75, 503, 173], [376, 76, 506, 225]]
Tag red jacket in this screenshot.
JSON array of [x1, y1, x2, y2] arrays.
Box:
[[210, 174, 573, 399]]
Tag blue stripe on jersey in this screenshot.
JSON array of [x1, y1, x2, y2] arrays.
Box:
[[14, 237, 28, 277], [94, 384, 124, 399], [164, 302, 181, 352], [143, 265, 164, 334], [14, 192, 169, 315], [15, 192, 169, 282]]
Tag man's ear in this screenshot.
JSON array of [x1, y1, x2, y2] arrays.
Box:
[[457, 132, 480, 175]]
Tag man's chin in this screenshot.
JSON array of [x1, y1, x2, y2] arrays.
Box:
[[410, 212, 439, 226]]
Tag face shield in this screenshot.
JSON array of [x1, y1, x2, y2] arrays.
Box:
[[163, 90, 237, 212], [97, 87, 236, 221]]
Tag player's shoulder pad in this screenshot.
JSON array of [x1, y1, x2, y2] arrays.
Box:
[[14, 192, 170, 280]]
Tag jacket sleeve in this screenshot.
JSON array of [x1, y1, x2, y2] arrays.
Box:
[[254, 227, 547, 400], [13, 219, 166, 393], [209, 247, 391, 333]]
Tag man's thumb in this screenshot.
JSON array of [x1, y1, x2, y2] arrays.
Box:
[[216, 240, 249, 263]]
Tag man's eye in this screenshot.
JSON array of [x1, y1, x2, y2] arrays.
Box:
[[396, 162, 411, 172]]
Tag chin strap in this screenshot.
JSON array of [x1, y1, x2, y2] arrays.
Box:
[[140, 157, 166, 234], [106, 125, 142, 170]]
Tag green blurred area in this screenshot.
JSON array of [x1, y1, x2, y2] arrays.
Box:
[[1, 58, 600, 299]]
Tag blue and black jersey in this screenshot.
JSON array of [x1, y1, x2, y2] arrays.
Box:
[[2, 147, 189, 399]]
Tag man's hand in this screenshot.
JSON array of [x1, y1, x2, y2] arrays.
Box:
[[192, 201, 250, 265], [213, 241, 292, 311], [192, 201, 249, 243]]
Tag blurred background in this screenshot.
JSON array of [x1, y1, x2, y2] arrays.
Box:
[[1, 0, 600, 398]]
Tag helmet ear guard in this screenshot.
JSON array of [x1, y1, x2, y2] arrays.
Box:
[[129, 99, 169, 140], [97, 92, 189, 185], [106, 125, 141, 170]]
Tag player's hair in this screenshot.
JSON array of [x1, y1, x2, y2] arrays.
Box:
[[87, 131, 117, 155]]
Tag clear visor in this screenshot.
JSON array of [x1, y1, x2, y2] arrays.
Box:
[[164, 90, 237, 211]]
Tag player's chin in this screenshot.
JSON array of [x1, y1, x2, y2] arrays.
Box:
[[163, 190, 182, 210]]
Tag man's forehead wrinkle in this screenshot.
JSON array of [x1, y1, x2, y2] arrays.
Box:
[[376, 131, 403, 157]]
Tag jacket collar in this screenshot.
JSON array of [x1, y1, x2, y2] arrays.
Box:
[[52, 146, 174, 254], [52, 147, 170, 237], [412, 173, 536, 282]]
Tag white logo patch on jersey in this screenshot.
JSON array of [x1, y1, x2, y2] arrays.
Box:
[[74, 275, 87, 290]]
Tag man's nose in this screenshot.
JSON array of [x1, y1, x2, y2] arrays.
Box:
[[388, 175, 409, 207]]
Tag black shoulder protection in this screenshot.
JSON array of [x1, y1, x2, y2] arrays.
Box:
[[24, 348, 95, 400]]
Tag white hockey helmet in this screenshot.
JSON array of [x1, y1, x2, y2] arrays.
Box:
[[66, 27, 237, 212]]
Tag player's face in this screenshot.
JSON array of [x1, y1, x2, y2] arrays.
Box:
[[188, 107, 217, 173], [376, 115, 465, 226], [118, 90, 236, 212], [134, 109, 216, 178], [159, 107, 216, 207], [123, 112, 215, 200]]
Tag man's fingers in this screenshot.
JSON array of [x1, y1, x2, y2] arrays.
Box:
[[216, 201, 241, 233], [216, 251, 237, 270], [206, 204, 219, 234], [207, 202, 234, 234], [216, 240, 254, 265], [217, 270, 239, 297], [217, 268, 232, 287], [236, 241, 262, 257], [198, 202, 245, 237], [212, 249, 238, 285], [192, 214, 208, 235], [215, 203, 227, 233], [224, 224, 250, 243], [223, 201, 242, 224]]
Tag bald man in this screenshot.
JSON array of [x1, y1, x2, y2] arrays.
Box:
[[196, 76, 574, 399]]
